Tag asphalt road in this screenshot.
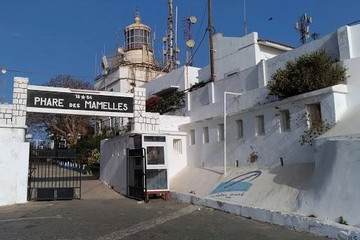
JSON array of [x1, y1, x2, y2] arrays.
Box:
[[0, 197, 331, 240]]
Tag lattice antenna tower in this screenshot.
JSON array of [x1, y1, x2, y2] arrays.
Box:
[[294, 13, 312, 45], [183, 16, 197, 66]]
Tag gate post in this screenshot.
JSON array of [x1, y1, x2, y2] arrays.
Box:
[[131, 87, 160, 132], [0, 77, 30, 206]]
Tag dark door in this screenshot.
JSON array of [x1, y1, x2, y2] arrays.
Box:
[[127, 148, 147, 200]]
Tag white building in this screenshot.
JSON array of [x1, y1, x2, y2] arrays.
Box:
[[100, 23, 360, 230]]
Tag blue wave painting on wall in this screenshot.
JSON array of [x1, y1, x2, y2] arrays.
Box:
[[211, 171, 261, 195]]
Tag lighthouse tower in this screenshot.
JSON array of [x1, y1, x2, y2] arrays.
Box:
[[123, 13, 155, 67], [94, 13, 164, 94]]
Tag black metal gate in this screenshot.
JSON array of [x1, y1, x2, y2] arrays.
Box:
[[28, 149, 82, 201], [127, 148, 147, 200]]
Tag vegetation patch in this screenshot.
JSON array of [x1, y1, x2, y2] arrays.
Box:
[[268, 50, 347, 99], [146, 90, 185, 114]]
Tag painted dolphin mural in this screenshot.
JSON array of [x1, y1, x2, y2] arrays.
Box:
[[211, 171, 262, 195]]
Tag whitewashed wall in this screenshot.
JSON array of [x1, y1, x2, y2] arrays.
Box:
[[0, 127, 29, 205], [296, 138, 360, 225], [181, 85, 348, 170], [0, 77, 29, 206], [143, 66, 199, 98], [100, 136, 134, 195], [349, 24, 360, 58], [343, 57, 360, 108]]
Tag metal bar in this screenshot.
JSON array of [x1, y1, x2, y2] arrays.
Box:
[[143, 148, 147, 201]]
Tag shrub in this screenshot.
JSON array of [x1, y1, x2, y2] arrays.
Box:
[[268, 50, 347, 99], [146, 90, 185, 114]]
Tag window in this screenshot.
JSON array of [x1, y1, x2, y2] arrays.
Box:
[[236, 120, 243, 138], [146, 169, 168, 190], [189, 130, 195, 145], [173, 139, 182, 154], [218, 124, 224, 142], [144, 136, 166, 142], [280, 110, 291, 132], [203, 127, 209, 144], [307, 104, 322, 129], [146, 146, 165, 165], [256, 115, 265, 136]]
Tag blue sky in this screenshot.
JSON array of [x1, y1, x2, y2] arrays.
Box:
[[0, 0, 359, 102]]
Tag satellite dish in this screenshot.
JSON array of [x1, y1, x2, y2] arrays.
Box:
[[117, 47, 124, 55], [186, 39, 195, 48], [189, 16, 197, 24], [1, 68, 6, 74], [175, 60, 180, 65], [162, 37, 168, 42], [163, 50, 168, 55], [175, 46, 180, 53]]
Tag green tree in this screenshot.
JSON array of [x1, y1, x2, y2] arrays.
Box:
[[268, 50, 347, 99]]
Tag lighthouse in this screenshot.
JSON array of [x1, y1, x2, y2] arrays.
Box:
[[94, 13, 164, 94]]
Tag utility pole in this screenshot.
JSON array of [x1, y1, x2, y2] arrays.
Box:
[[208, 0, 215, 82], [295, 13, 312, 45]]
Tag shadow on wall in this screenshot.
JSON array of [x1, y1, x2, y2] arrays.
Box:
[[294, 139, 360, 225], [269, 163, 315, 189]]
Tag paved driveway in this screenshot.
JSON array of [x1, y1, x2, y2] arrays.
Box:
[[0, 180, 331, 240]]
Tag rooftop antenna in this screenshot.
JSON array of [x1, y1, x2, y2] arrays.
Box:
[[167, 0, 175, 72], [243, 0, 248, 35], [174, 5, 180, 66], [183, 16, 197, 66], [295, 13, 312, 45]]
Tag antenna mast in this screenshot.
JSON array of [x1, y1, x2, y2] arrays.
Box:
[[243, 0, 248, 35], [183, 16, 197, 66], [167, 0, 175, 71], [295, 13, 312, 45]]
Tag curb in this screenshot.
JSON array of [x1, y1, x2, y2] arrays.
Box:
[[170, 192, 360, 240]]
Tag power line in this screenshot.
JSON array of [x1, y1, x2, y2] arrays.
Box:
[[0, 68, 93, 81], [186, 28, 208, 66], [195, 0, 208, 44]]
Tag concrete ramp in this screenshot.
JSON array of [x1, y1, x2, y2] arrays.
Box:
[[170, 167, 223, 197], [81, 179, 124, 200], [171, 164, 314, 213]]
